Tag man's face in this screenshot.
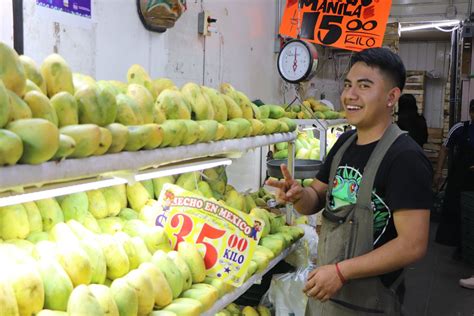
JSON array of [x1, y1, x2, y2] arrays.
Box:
[[470, 108, 474, 121], [341, 62, 397, 129]]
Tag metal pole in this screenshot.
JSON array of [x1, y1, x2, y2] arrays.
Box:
[[449, 27, 458, 129], [12, 0, 23, 55], [286, 140, 295, 225]]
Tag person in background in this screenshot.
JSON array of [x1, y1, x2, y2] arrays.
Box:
[[267, 48, 432, 315], [396, 93, 428, 148], [434, 100, 474, 286]]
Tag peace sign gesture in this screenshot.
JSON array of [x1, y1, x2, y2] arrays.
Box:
[[265, 164, 304, 204]]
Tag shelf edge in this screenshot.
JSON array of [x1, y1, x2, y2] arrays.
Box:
[[202, 244, 297, 316]]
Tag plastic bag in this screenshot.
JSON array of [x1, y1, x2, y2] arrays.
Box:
[[261, 224, 319, 315], [285, 224, 319, 269], [262, 263, 316, 316]]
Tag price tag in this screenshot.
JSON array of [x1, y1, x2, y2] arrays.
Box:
[[279, 0, 392, 52], [155, 184, 265, 287]]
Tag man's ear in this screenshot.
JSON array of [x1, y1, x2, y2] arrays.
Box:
[[387, 87, 401, 108]]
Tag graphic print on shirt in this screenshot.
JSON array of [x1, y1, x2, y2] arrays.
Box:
[[329, 165, 390, 244]]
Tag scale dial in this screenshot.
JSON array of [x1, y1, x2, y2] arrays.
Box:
[[277, 39, 318, 84]]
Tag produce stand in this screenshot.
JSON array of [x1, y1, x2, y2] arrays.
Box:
[[294, 119, 349, 159], [202, 243, 297, 316]]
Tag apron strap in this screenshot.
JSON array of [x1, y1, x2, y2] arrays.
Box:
[[356, 124, 406, 208], [390, 270, 405, 291], [328, 132, 358, 196]]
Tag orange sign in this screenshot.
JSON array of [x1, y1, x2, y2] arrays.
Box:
[[279, 0, 392, 51]]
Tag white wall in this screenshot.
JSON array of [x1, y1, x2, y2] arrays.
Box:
[[399, 41, 451, 128], [21, 0, 285, 191], [0, 1, 14, 47], [23, 0, 97, 75]]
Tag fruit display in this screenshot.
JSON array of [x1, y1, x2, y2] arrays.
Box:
[[273, 130, 322, 160], [215, 303, 271, 316], [281, 97, 345, 120], [0, 41, 296, 167], [0, 166, 304, 315]]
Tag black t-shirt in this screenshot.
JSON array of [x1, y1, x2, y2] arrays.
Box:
[[316, 130, 433, 286]]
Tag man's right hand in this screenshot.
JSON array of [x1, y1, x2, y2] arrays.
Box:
[[265, 164, 304, 204]]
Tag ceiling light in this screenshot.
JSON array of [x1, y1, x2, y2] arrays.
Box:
[[0, 177, 127, 207], [400, 20, 460, 32], [0, 158, 232, 207]]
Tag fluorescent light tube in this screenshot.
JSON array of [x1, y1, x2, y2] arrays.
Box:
[[400, 20, 460, 32], [0, 177, 127, 207], [0, 158, 232, 207], [134, 158, 232, 182]]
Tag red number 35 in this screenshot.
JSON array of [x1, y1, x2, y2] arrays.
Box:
[[170, 213, 226, 269]]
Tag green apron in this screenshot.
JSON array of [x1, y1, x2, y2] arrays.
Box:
[[306, 124, 405, 316]]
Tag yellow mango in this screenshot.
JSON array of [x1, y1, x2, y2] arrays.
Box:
[[7, 89, 32, 123], [41, 53, 74, 97], [222, 94, 242, 119], [7, 118, 59, 164], [0, 129, 23, 165], [93, 127, 112, 155], [155, 89, 191, 120], [59, 124, 101, 158], [106, 123, 129, 153], [124, 125, 154, 152], [19, 55, 47, 94], [76, 85, 117, 126], [197, 119, 218, 142], [160, 119, 187, 147], [72, 73, 96, 92], [126, 64, 153, 96], [201, 86, 227, 122], [127, 83, 155, 123], [0, 42, 26, 97], [115, 93, 141, 125], [23, 90, 59, 125], [151, 78, 176, 99], [24, 79, 44, 95], [51, 133, 76, 160], [50, 91, 79, 127], [179, 119, 199, 145], [0, 80, 11, 127]]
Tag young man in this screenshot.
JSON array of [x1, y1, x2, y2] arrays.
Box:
[[267, 48, 432, 315]]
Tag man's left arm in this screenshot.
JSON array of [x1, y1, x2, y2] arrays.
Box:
[[304, 208, 430, 301]]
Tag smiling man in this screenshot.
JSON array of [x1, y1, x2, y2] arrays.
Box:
[[267, 48, 432, 315]]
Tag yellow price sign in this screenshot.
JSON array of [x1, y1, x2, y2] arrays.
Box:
[[155, 184, 265, 287]]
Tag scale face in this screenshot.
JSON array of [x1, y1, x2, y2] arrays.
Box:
[[277, 39, 318, 84]]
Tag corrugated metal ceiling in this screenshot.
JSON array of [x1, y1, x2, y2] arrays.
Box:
[[390, 0, 471, 22]]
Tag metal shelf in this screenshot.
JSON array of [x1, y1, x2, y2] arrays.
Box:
[[202, 244, 296, 316], [294, 119, 348, 129], [0, 132, 296, 193]]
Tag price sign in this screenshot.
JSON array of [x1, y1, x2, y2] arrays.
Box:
[[279, 0, 392, 52], [155, 184, 264, 287]]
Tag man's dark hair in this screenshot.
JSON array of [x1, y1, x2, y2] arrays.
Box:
[[350, 47, 406, 91], [469, 99, 474, 112]]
